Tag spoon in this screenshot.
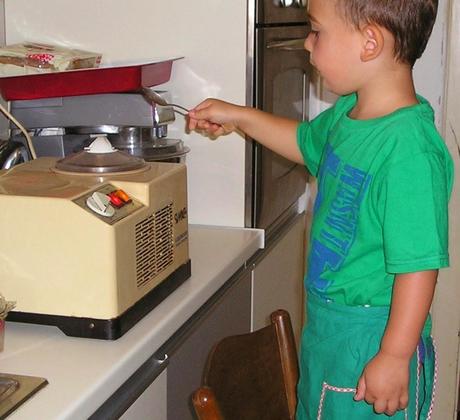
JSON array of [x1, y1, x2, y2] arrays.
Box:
[[141, 88, 189, 116]]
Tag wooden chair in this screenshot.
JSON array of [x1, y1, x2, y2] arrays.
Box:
[[192, 309, 299, 420]]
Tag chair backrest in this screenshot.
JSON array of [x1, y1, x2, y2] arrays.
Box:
[[192, 309, 299, 420]]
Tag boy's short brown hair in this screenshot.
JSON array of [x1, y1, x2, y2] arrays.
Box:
[[336, 0, 438, 66]]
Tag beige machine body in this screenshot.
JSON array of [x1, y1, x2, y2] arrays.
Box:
[[0, 157, 190, 338]]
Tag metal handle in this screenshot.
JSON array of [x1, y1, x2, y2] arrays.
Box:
[[155, 353, 169, 365], [266, 38, 306, 51]]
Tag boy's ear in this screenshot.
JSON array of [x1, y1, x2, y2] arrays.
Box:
[[360, 25, 384, 62]]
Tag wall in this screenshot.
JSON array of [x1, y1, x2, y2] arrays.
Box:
[[412, 0, 447, 129], [4, 0, 248, 227], [434, 0, 460, 417]]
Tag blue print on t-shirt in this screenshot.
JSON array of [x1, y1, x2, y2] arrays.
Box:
[[307, 144, 371, 298]]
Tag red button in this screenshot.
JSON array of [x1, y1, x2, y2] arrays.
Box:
[[108, 192, 124, 208]]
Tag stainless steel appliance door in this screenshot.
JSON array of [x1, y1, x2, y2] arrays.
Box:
[[256, 0, 308, 25], [252, 25, 310, 231]]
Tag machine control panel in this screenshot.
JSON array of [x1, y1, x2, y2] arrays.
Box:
[[73, 184, 144, 225], [86, 191, 115, 217]]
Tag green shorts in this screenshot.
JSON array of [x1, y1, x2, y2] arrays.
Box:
[[296, 294, 435, 420]]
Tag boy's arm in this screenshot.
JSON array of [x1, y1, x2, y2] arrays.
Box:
[[355, 270, 437, 416], [188, 99, 303, 164]]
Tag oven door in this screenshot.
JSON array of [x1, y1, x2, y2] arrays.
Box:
[[256, 0, 307, 25], [251, 25, 310, 231]]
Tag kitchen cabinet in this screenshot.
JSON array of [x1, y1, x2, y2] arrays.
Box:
[[89, 347, 170, 420], [164, 216, 306, 419], [165, 214, 306, 419], [120, 370, 167, 420], [89, 265, 252, 420], [250, 213, 306, 344], [165, 267, 251, 420]]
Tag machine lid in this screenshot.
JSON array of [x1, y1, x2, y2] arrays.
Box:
[[54, 136, 147, 174], [108, 132, 190, 160]]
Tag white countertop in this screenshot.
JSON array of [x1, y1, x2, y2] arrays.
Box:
[[0, 225, 264, 420]]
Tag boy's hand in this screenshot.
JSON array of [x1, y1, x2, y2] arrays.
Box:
[[355, 271, 437, 416], [354, 350, 410, 416], [188, 99, 241, 138], [187, 98, 303, 162]]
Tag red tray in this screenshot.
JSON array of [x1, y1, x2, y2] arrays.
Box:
[[0, 59, 176, 101]]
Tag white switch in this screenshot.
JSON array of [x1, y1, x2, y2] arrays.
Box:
[[86, 192, 115, 217]]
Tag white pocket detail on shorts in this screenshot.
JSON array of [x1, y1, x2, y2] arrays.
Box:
[[316, 381, 410, 420], [316, 382, 355, 420]]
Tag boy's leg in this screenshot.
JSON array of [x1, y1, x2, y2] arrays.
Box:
[[296, 297, 435, 420]]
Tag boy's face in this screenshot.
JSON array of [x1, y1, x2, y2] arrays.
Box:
[[305, 0, 365, 95]]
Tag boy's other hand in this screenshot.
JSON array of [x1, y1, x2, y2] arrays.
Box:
[[354, 350, 410, 416], [188, 99, 240, 139]]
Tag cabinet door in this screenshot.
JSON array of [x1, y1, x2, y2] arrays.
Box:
[[120, 370, 167, 420], [166, 269, 251, 420], [251, 214, 306, 344]]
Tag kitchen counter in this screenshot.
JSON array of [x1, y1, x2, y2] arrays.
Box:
[[0, 225, 264, 420]]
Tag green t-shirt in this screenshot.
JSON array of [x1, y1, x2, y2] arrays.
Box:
[[297, 94, 454, 306]]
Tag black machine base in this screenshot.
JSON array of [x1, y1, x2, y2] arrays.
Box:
[[7, 260, 191, 340]]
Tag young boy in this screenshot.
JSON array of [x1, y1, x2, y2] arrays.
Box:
[[188, 0, 453, 418]]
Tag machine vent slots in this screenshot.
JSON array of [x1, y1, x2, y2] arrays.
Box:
[[135, 203, 174, 288]]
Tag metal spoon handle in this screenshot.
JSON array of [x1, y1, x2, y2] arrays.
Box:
[[168, 103, 190, 113], [172, 108, 188, 117], [141, 88, 189, 114]]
